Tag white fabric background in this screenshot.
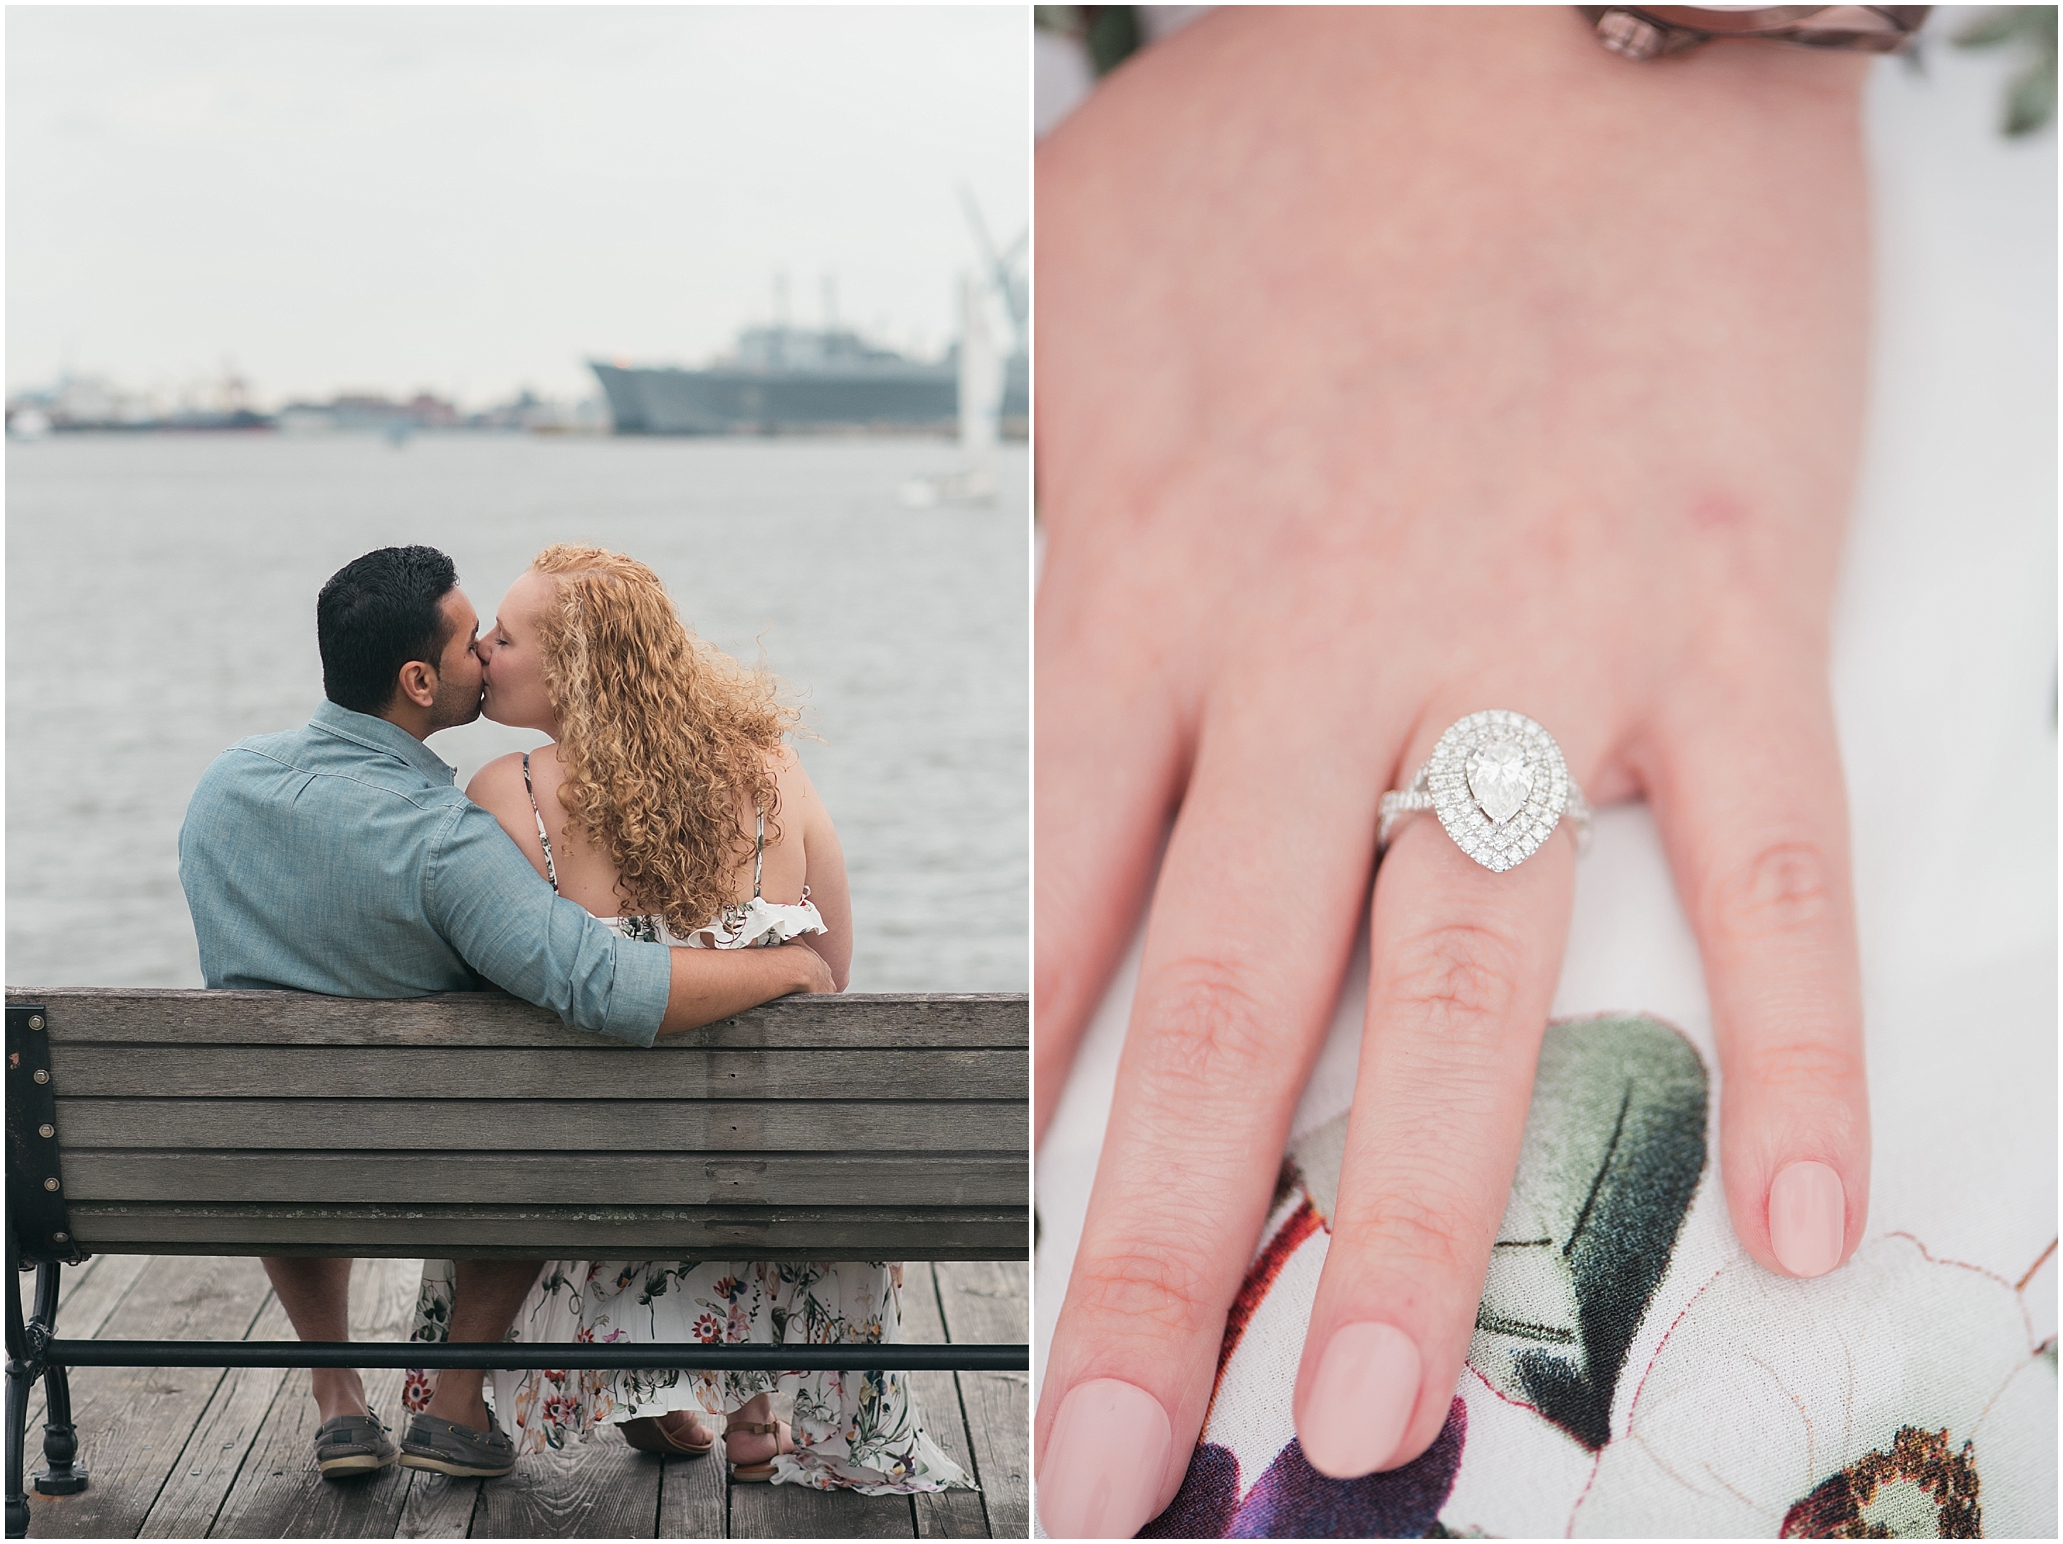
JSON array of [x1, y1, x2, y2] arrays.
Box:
[[1032, 15, 2058, 1525]]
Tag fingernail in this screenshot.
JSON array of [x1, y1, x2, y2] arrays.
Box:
[[1769, 1160, 1847, 1278], [1298, 1321, 1422, 1479], [1037, 1378, 1172, 1539]]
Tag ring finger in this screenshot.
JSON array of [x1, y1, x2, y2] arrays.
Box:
[[1294, 703, 1594, 1477]]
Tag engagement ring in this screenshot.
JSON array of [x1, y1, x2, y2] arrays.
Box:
[[1379, 710, 1592, 872]]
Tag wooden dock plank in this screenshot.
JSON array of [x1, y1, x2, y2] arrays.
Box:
[[654, 1443, 727, 1540], [930, 1262, 1027, 1345], [469, 1425, 659, 1540], [904, 1267, 989, 1541], [392, 1470, 481, 1539], [22, 1254, 154, 1438], [136, 1292, 296, 1538], [201, 1256, 423, 1539], [729, 1483, 915, 1539], [933, 1264, 1028, 1542], [19, 1255, 271, 1539], [951, 1373, 1027, 1544]]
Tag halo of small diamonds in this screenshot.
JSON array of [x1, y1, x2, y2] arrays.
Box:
[[1424, 710, 1571, 873]]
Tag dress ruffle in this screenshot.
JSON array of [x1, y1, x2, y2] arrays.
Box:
[[405, 1258, 972, 1495]]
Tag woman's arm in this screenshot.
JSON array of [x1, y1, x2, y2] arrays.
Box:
[[776, 751, 852, 992], [465, 753, 552, 884]]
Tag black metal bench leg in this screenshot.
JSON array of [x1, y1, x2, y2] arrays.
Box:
[[7, 1243, 32, 1540], [32, 1372, 84, 1500], [25, 1267, 82, 1501], [6, 1348, 28, 1541]]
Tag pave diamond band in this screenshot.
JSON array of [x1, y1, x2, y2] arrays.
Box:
[[1379, 710, 1592, 873]]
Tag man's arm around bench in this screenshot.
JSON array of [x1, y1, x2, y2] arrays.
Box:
[[432, 801, 833, 1045], [656, 940, 834, 1035]]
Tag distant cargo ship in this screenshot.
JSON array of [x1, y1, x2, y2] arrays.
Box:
[[590, 323, 1027, 437]]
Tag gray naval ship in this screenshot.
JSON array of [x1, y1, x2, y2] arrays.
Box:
[[589, 323, 1026, 437], [593, 201, 1028, 437]]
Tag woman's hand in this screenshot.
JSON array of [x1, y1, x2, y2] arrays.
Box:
[[784, 943, 838, 996], [1033, 9, 1874, 1535]]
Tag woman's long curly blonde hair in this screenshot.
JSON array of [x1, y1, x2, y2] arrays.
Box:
[[531, 544, 797, 935]]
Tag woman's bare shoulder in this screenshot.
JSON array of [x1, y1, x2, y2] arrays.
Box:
[[752, 744, 824, 849], [466, 752, 534, 814], [767, 743, 823, 807]]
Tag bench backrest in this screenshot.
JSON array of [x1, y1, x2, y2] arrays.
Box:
[[6, 989, 1027, 1263]]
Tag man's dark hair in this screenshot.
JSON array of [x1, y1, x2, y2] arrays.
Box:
[[316, 546, 461, 715]]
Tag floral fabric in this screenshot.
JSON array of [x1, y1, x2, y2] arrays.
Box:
[[404, 1258, 972, 1494], [1126, 1016, 2056, 1538]]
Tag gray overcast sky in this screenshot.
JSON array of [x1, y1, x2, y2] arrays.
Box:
[[7, 5, 1028, 407]]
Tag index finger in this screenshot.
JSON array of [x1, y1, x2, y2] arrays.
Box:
[[1035, 693, 1384, 1536]]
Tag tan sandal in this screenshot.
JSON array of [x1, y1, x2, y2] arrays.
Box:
[[725, 1418, 795, 1483], [621, 1411, 715, 1457]]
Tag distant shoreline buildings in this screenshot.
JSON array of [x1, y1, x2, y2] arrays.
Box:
[[12, 225, 1027, 444], [4, 374, 614, 441], [7, 318, 1026, 444]]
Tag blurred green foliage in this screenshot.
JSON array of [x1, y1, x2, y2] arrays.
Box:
[[1034, 5, 1142, 78], [1953, 5, 2057, 135]]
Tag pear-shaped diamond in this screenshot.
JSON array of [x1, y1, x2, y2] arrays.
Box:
[[1466, 739, 1533, 825]]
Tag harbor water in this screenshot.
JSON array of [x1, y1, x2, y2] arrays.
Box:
[[6, 433, 1028, 993]]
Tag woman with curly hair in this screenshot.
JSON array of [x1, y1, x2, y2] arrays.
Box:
[[403, 544, 969, 1496]]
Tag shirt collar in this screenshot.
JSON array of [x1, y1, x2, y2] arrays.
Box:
[[309, 699, 458, 786]]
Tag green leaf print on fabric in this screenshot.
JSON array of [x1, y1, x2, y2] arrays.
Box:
[[1290, 1014, 1708, 1454], [1468, 1015, 1707, 1450]]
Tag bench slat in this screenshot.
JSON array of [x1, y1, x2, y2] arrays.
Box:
[[55, 1098, 1025, 1152], [11, 988, 1027, 1049], [49, 1046, 1025, 1101], [64, 1202, 1028, 1260], [10, 989, 1032, 1263], [62, 1151, 1028, 1207]]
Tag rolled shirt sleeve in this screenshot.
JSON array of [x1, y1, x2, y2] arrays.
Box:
[[424, 800, 672, 1046]]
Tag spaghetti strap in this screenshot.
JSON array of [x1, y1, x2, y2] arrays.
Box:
[[522, 753, 560, 894], [752, 808, 765, 900]]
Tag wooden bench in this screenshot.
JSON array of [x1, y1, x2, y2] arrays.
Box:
[[4, 988, 1028, 1539]]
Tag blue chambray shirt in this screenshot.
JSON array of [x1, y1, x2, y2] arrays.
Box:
[[178, 700, 672, 1046]]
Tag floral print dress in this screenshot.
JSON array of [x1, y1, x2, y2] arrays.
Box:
[[404, 776, 971, 1494], [405, 1257, 970, 1493]]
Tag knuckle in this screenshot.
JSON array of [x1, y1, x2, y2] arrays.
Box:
[[1138, 956, 1280, 1094], [1737, 1032, 1866, 1103], [1704, 840, 1842, 945], [1068, 1237, 1220, 1342], [1383, 920, 1527, 1041], [1330, 1181, 1477, 1282]]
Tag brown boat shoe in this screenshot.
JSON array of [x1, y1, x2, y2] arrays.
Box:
[[398, 1414, 518, 1479], [313, 1410, 399, 1479]]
